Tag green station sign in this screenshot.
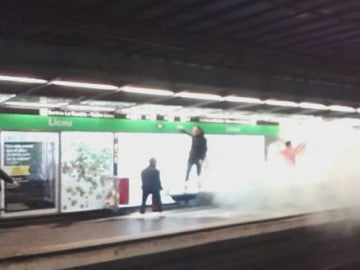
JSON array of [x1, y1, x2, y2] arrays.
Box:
[[0, 114, 279, 136]]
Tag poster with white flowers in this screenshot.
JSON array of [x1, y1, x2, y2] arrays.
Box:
[[61, 132, 113, 212]]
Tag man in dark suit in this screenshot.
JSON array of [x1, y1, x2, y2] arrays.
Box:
[[140, 158, 163, 215]]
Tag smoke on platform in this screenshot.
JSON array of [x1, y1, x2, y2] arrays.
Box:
[[209, 120, 360, 216]]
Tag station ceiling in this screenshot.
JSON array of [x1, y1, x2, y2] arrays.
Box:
[[1, 1, 360, 120]]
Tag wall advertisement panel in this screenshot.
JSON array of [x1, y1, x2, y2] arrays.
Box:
[[60, 132, 113, 212], [1, 132, 58, 215]]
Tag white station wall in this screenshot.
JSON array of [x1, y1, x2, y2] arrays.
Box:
[[116, 133, 189, 206], [204, 134, 265, 192], [116, 132, 265, 206]]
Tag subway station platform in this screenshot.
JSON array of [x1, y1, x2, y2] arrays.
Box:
[[1, 205, 360, 270]]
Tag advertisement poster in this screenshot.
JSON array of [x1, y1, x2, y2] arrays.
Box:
[[1, 132, 58, 213], [61, 132, 113, 212]]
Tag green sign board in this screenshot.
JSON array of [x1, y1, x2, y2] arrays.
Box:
[[0, 114, 279, 136]]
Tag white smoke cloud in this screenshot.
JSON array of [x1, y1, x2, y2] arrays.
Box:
[[207, 118, 360, 217]]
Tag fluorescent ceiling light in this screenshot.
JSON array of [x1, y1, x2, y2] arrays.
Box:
[[81, 101, 108, 106], [299, 102, 328, 110], [289, 114, 316, 119], [4, 101, 67, 109], [126, 113, 142, 120], [175, 107, 220, 117], [329, 105, 356, 113], [122, 104, 182, 114], [51, 80, 118, 90], [0, 75, 47, 84], [224, 95, 263, 104], [120, 86, 174, 96], [0, 94, 16, 103], [81, 101, 114, 106], [65, 105, 115, 112], [81, 100, 136, 110], [265, 99, 299, 107], [176, 91, 222, 101]]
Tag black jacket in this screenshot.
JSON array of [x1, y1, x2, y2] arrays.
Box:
[[0, 168, 13, 183], [182, 130, 207, 160], [141, 165, 162, 192], [190, 134, 207, 160]]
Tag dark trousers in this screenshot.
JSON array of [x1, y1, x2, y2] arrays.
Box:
[[185, 157, 202, 181], [140, 189, 162, 214]]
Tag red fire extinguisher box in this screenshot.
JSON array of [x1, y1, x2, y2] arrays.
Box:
[[118, 178, 129, 204]]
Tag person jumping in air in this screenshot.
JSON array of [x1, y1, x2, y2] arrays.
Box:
[[280, 140, 306, 166], [178, 126, 207, 182]]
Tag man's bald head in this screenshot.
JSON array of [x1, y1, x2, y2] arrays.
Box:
[[149, 157, 157, 165]]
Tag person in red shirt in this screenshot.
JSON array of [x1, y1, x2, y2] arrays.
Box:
[[280, 141, 306, 165]]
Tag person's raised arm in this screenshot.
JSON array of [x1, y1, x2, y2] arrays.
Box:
[[177, 126, 192, 136], [295, 142, 306, 154]]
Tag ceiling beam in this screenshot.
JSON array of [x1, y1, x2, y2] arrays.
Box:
[[0, 40, 359, 105]]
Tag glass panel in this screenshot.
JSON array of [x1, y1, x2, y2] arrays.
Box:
[[1, 132, 58, 212]]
